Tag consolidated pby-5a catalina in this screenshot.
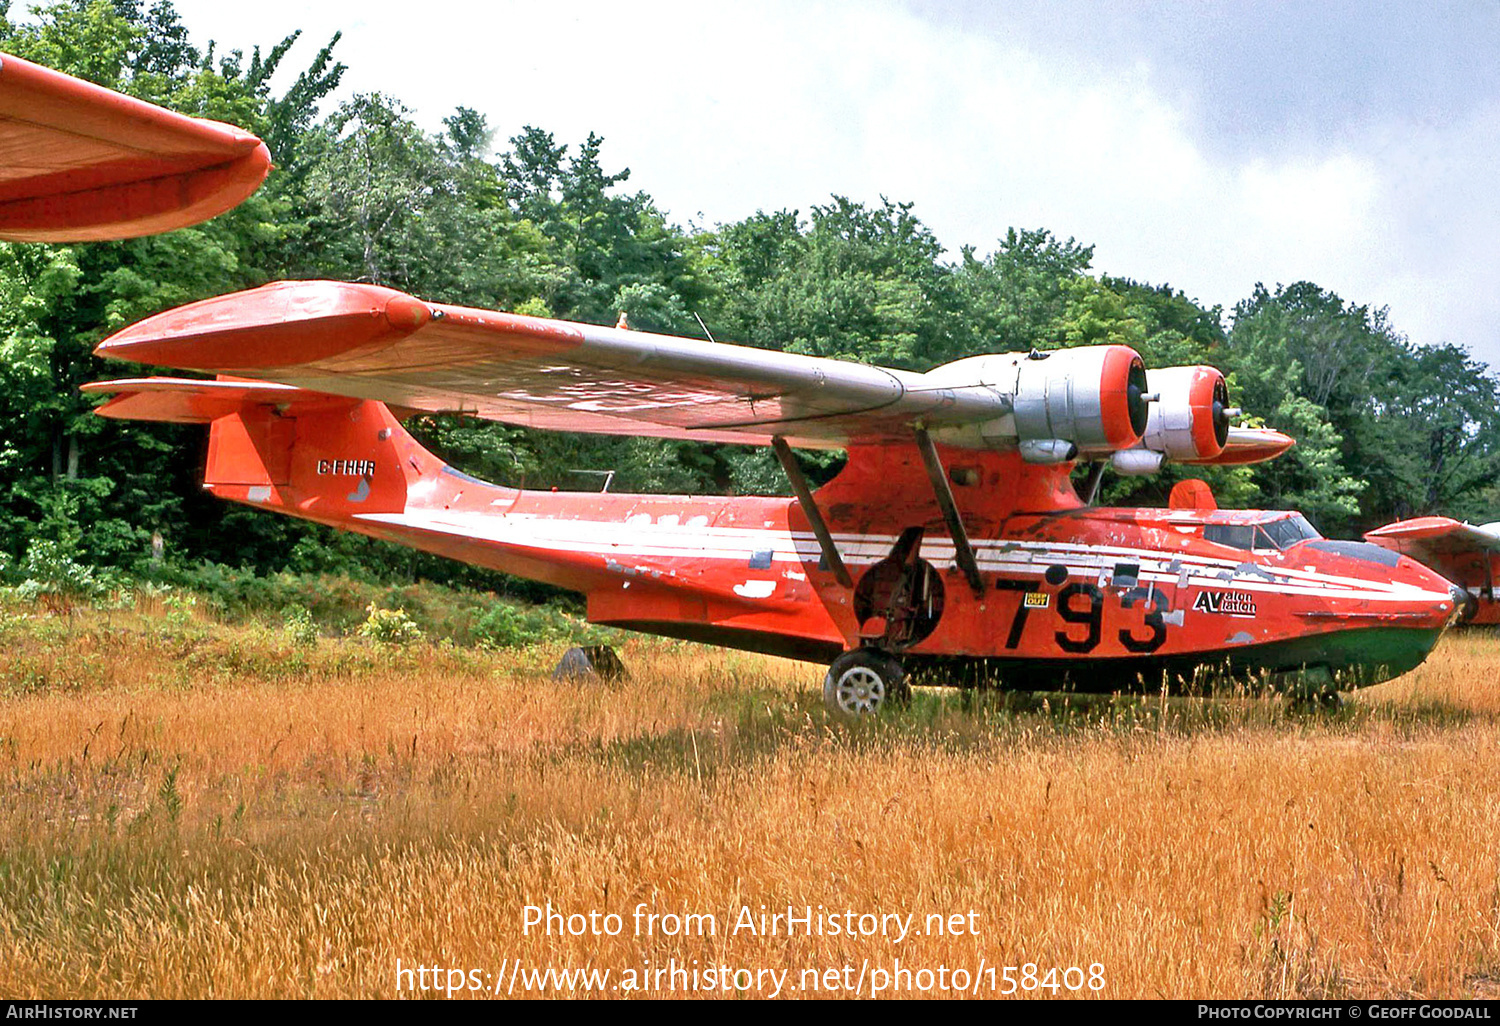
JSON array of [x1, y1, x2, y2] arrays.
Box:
[[7, 50, 1457, 714], [85, 280, 1468, 716]]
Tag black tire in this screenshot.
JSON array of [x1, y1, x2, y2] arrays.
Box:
[[1316, 688, 1346, 712], [823, 649, 908, 720], [1284, 673, 1345, 715]]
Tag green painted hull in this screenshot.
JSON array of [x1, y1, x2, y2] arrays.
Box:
[[904, 624, 1448, 694]]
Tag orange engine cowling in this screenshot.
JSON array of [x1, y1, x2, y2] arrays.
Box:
[[1141, 365, 1229, 461], [1010, 344, 1149, 458]]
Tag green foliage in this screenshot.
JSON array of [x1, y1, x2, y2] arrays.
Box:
[[472, 601, 615, 650], [952, 228, 1095, 353], [8, 538, 115, 609], [0, 1, 344, 572], [282, 605, 318, 648], [470, 603, 557, 649], [1223, 282, 1500, 534], [357, 603, 424, 647], [160, 591, 195, 629], [156, 764, 183, 825], [2, 0, 1498, 597], [706, 197, 957, 369]]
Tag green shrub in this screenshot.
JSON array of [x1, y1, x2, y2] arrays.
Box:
[[472, 603, 554, 649], [357, 603, 424, 647], [12, 540, 114, 612], [470, 601, 615, 650], [283, 605, 318, 647]]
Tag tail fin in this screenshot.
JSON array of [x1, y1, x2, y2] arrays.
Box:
[[85, 377, 442, 517]]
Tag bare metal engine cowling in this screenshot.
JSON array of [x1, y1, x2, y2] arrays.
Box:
[[925, 345, 1150, 461], [1140, 365, 1230, 461]]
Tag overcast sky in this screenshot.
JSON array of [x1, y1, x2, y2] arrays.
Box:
[[152, 1, 1500, 368]]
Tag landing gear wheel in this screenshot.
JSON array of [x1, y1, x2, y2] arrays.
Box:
[[1283, 667, 1345, 714], [1316, 689, 1346, 712], [1286, 688, 1345, 714], [823, 649, 908, 720]]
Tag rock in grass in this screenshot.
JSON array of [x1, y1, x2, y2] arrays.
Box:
[[552, 645, 629, 682]]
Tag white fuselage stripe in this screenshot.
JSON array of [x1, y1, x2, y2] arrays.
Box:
[[357, 511, 1451, 604]]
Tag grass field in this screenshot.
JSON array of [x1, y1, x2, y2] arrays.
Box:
[[1, 599, 1499, 1000]]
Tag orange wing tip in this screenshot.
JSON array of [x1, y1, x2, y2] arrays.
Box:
[[1364, 516, 1464, 540], [0, 52, 271, 241], [95, 280, 587, 376], [0, 142, 272, 242], [1180, 427, 1295, 466], [94, 280, 430, 370]]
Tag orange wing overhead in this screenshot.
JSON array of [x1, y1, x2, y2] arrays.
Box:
[[0, 52, 271, 242], [91, 279, 1300, 466], [1365, 517, 1500, 562]]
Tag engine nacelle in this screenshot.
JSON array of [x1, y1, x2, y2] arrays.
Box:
[[1013, 345, 1149, 457], [923, 345, 1148, 461], [1140, 365, 1229, 461], [1018, 439, 1080, 465]]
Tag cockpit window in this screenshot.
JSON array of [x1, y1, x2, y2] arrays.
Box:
[[1261, 515, 1320, 549], [1204, 515, 1321, 552], [1203, 524, 1256, 551]]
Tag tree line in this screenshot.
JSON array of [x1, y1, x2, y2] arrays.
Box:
[[2, 0, 1497, 589]]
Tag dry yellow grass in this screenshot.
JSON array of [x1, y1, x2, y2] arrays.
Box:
[[1, 604, 1499, 999]]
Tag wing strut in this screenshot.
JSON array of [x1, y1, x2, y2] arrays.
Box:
[[913, 426, 985, 597], [771, 436, 853, 588], [1081, 461, 1107, 505]]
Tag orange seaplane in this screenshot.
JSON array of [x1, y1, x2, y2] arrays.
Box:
[[9, 51, 1461, 716], [84, 281, 1467, 715]]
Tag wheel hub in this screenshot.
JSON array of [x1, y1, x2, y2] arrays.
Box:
[[835, 666, 887, 714]]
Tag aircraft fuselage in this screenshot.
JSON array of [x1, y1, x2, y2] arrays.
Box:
[[190, 397, 1460, 693]]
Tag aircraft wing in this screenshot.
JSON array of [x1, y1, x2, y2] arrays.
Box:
[[0, 51, 271, 242], [1182, 425, 1295, 466], [93, 280, 1019, 450], [1364, 516, 1500, 561]]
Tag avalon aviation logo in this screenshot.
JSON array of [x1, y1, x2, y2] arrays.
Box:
[[1192, 590, 1257, 617]]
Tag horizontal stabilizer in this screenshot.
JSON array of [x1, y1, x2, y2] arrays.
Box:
[[83, 377, 354, 423]]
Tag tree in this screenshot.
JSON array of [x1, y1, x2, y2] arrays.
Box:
[[1364, 343, 1500, 524], [0, 1, 344, 569], [1225, 282, 1500, 532], [952, 228, 1095, 354], [5, 0, 1498, 585], [707, 196, 958, 369]]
